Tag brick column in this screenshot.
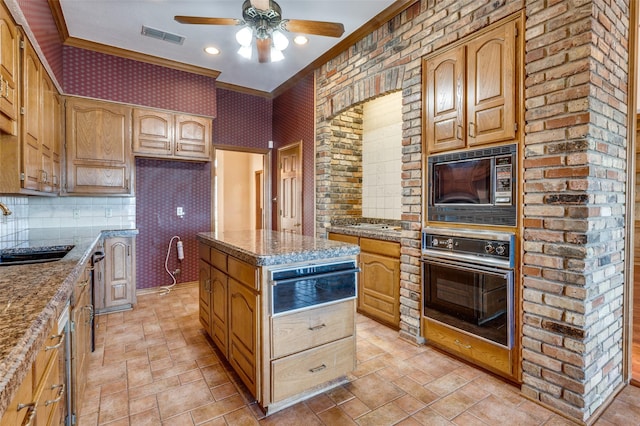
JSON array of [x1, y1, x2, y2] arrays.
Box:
[[521, 0, 629, 421]]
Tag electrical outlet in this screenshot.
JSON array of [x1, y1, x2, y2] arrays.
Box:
[[73, 208, 80, 219], [173, 268, 181, 275], [105, 208, 113, 218], [177, 207, 184, 218]]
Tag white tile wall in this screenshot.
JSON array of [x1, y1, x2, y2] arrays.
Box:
[[0, 195, 136, 249], [362, 92, 402, 220]]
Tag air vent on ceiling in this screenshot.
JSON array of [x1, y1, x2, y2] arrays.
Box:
[[141, 25, 185, 45]]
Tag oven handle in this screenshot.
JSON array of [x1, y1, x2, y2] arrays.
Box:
[[271, 268, 360, 286], [420, 256, 511, 277], [421, 248, 513, 269]]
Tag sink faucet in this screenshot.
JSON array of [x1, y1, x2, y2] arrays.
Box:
[[0, 202, 12, 216]]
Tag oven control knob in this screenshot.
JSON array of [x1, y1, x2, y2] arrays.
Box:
[[447, 239, 453, 249], [484, 243, 495, 254], [432, 238, 439, 247], [496, 245, 506, 255]]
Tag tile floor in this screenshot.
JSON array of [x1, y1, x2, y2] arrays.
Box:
[[78, 285, 640, 425]]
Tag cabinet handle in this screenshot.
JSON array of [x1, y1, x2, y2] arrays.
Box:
[[77, 279, 89, 289], [45, 383, 65, 406], [309, 364, 327, 373], [308, 323, 326, 331], [468, 122, 476, 138], [85, 305, 94, 323], [17, 402, 36, 426], [456, 124, 462, 140], [52, 175, 58, 187], [454, 339, 472, 349], [46, 333, 65, 351], [3, 78, 8, 98], [206, 278, 212, 292]]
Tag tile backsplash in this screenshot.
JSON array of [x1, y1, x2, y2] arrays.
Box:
[[0, 195, 136, 248]]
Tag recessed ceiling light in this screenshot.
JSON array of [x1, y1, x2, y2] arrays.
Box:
[[293, 36, 308, 45], [204, 46, 220, 55]]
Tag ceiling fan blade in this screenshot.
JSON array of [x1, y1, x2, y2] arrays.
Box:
[[283, 19, 345, 38], [174, 16, 242, 26], [250, 0, 270, 11], [256, 38, 271, 63]]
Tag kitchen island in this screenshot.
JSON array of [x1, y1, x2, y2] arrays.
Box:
[[196, 230, 360, 415]]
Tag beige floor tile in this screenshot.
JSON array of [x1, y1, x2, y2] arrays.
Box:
[[129, 407, 162, 426], [305, 393, 337, 414], [347, 373, 405, 409], [129, 394, 158, 416], [355, 401, 408, 425], [393, 394, 427, 415], [189, 394, 246, 424], [410, 406, 453, 426], [316, 406, 358, 425], [339, 396, 371, 419], [429, 391, 478, 420], [161, 411, 195, 425], [258, 403, 324, 426], [428, 372, 470, 396], [221, 406, 259, 425], [98, 389, 129, 425], [156, 378, 214, 419], [210, 382, 239, 401]]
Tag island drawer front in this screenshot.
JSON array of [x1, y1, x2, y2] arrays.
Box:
[[33, 317, 58, 390], [271, 336, 355, 402], [328, 232, 359, 244], [199, 245, 228, 272], [360, 238, 400, 258], [271, 300, 354, 359], [228, 257, 258, 290]]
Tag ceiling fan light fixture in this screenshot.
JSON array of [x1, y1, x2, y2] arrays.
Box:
[[204, 46, 220, 55], [272, 30, 289, 51], [236, 26, 253, 46], [293, 35, 308, 45], [270, 47, 284, 62], [238, 45, 253, 59]]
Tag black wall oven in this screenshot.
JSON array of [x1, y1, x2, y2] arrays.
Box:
[[422, 227, 515, 348]]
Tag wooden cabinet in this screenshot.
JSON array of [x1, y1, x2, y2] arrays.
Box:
[[359, 238, 401, 328], [328, 233, 401, 328], [1, 317, 65, 426], [65, 97, 134, 195], [228, 277, 259, 396], [133, 107, 211, 161], [0, 27, 61, 195], [0, 1, 18, 135], [424, 18, 518, 153], [71, 265, 92, 421], [95, 236, 136, 313]]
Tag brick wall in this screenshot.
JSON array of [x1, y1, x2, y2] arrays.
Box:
[[315, 0, 631, 422]]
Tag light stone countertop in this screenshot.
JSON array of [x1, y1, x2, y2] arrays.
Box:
[[0, 227, 137, 419], [196, 229, 360, 266]]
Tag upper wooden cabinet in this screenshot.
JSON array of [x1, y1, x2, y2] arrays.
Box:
[[133, 107, 211, 161], [424, 18, 518, 153], [65, 97, 134, 195], [0, 2, 18, 135]]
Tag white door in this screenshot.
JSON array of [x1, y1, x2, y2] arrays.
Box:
[[278, 142, 302, 234]]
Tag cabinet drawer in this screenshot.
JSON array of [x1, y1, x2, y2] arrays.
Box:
[[0, 369, 33, 426], [271, 301, 354, 359], [33, 319, 60, 390], [425, 319, 511, 375], [228, 257, 257, 290], [360, 238, 400, 258], [271, 336, 355, 402], [72, 266, 91, 307], [210, 248, 228, 272], [328, 233, 359, 244], [198, 244, 210, 263], [35, 350, 62, 426]]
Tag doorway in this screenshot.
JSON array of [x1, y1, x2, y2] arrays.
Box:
[[214, 147, 271, 233], [277, 142, 303, 234]]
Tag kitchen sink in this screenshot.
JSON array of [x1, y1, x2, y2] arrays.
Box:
[[0, 246, 74, 266]]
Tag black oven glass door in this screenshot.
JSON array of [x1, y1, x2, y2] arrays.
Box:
[[422, 258, 513, 347], [433, 158, 492, 205], [271, 261, 358, 315]]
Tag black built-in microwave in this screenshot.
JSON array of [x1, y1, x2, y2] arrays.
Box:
[[427, 144, 517, 226]]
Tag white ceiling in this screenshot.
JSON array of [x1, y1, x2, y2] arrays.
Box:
[[57, 0, 397, 94]]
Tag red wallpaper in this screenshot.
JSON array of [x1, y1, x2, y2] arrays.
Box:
[[17, 0, 64, 82], [214, 89, 272, 148], [63, 46, 216, 117], [135, 159, 211, 290], [273, 74, 315, 236]]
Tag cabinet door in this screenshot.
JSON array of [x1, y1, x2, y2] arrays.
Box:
[[424, 46, 465, 153], [65, 98, 133, 195], [40, 73, 59, 193], [0, 369, 33, 426], [104, 237, 135, 309], [228, 278, 258, 396], [199, 260, 212, 334], [0, 3, 18, 135], [466, 20, 516, 146], [132, 108, 173, 157], [174, 114, 211, 160], [71, 285, 90, 420], [211, 267, 228, 357], [359, 251, 400, 327], [22, 40, 42, 191]]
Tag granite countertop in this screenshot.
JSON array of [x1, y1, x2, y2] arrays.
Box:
[[0, 227, 137, 418], [197, 229, 360, 267], [326, 220, 402, 243]]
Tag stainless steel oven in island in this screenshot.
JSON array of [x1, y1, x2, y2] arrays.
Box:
[[196, 229, 360, 416]]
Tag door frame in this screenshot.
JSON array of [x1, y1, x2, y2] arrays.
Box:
[[277, 141, 303, 233], [212, 145, 272, 233]]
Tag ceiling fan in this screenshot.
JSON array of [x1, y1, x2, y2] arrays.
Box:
[[175, 0, 345, 63]]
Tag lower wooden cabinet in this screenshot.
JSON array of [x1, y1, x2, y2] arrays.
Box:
[[328, 233, 401, 328], [71, 265, 92, 421], [228, 277, 259, 397], [95, 236, 136, 313]]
